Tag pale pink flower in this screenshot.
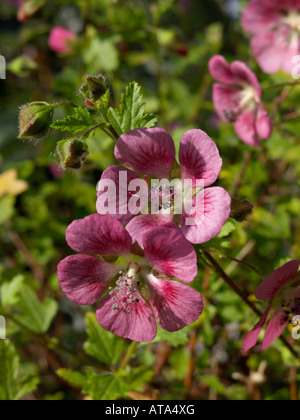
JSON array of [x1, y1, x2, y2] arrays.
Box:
[[209, 55, 272, 147], [241, 0, 300, 74], [242, 260, 300, 352], [57, 214, 203, 342], [96, 127, 231, 245], [48, 27, 77, 54]]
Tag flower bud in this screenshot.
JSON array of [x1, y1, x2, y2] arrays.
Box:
[[79, 75, 108, 102], [18, 101, 54, 140], [48, 27, 77, 54], [230, 198, 254, 222], [57, 139, 89, 170]]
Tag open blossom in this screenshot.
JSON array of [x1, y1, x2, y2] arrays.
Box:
[[241, 0, 300, 74], [57, 214, 203, 342], [209, 55, 272, 147], [242, 260, 300, 352], [48, 27, 77, 54], [96, 127, 231, 245]]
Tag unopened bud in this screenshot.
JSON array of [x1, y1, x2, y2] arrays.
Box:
[[83, 99, 95, 108], [79, 74, 108, 102], [57, 139, 89, 169], [18, 101, 54, 140], [230, 198, 254, 222]]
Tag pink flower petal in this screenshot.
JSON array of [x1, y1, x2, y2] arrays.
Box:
[[96, 165, 142, 225], [209, 55, 261, 93], [66, 214, 132, 256], [234, 109, 260, 147], [143, 227, 198, 283], [147, 275, 204, 332], [209, 55, 239, 85], [181, 187, 231, 244], [264, 0, 300, 11], [48, 27, 76, 54], [262, 309, 289, 350], [255, 260, 300, 301], [212, 84, 241, 123], [126, 214, 180, 248], [179, 129, 223, 188], [250, 31, 288, 74], [230, 61, 261, 96], [96, 293, 157, 342], [242, 305, 271, 352], [114, 127, 176, 179], [283, 35, 300, 74], [256, 107, 272, 140], [241, 0, 282, 35], [57, 255, 115, 305]]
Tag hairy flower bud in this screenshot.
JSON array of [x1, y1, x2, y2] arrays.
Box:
[[57, 139, 89, 170], [79, 75, 108, 102], [230, 198, 254, 222], [18, 101, 54, 140]]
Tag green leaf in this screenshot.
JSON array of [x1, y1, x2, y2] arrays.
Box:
[[217, 218, 237, 239], [0, 340, 39, 400], [0, 196, 15, 224], [83, 312, 124, 365], [84, 371, 127, 400], [107, 82, 158, 136], [1, 275, 24, 307], [56, 369, 87, 389], [122, 366, 153, 391], [15, 373, 40, 401], [7, 56, 37, 78], [149, 325, 189, 347], [14, 285, 58, 334], [57, 368, 128, 400], [201, 375, 227, 394], [51, 107, 97, 134], [83, 38, 119, 73]]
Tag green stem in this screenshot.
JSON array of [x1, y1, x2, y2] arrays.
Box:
[[80, 123, 107, 140], [262, 80, 300, 91], [204, 251, 261, 317], [231, 151, 253, 198], [120, 341, 138, 370], [53, 100, 78, 109]]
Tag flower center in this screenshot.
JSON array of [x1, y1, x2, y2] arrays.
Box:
[[284, 12, 300, 33], [223, 87, 259, 123], [150, 184, 177, 212], [109, 264, 141, 315], [240, 86, 260, 111]]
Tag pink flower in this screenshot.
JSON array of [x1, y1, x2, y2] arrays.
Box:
[[57, 214, 203, 342], [242, 260, 300, 352], [48, 27, 77, 54], [5, 0, 22, 6], [96, 127, 231, 245], [241, 0, 300, 74], [209, 55, 272, 147]]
